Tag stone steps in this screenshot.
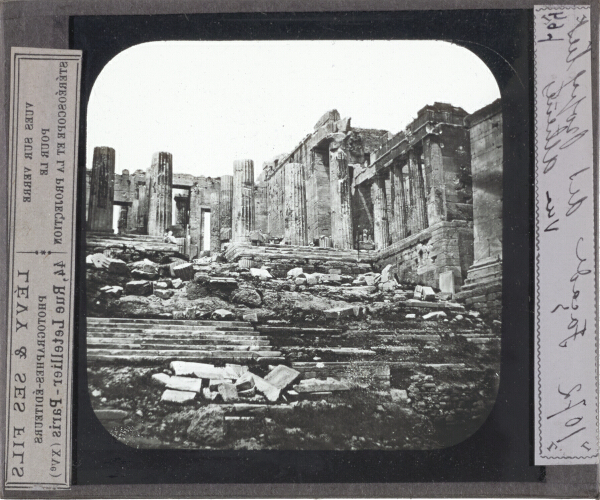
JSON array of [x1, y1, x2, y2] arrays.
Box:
[[86, 317, 276, 362], [87, 325, 257, 333], [86, 341, 273, 351], [87, 318, 249, 327], [88, 348, 281, 358], [86, 332, 270, 342]]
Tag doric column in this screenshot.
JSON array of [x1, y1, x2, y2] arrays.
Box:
[[371, 174, 389, 250], [147, 152, 173, 236], [284, 162, 308, 246], [408, 148, 428, 231], [219, 174, 233, 237], [210, 192, 221, 253], [88, 146, 115, 232], [232, 159, 255, 242], [329, 135, 353, 249], [391, 160, 408, 241]]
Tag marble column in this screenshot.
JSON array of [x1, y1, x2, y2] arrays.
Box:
[[408, 148, 428, 231], [391, 160, 408, 241], [147, 152, 173, 236], [232, 159, 255, 243], [88, 146, 115, 232], [329, 135, 353, 250], [371, 174, 389, 250], [284, 162, 308, 246], [210, 192, 221, 253], [219, 174, 233, 241]]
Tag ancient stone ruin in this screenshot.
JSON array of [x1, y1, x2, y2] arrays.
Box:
[[85, 100, 504, 451], [87, 100, 502, 317]]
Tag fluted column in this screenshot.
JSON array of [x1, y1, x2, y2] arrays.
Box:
[[88, 146, 115, 232], [284, 162, 308, 245], [371, 174, 389, 250], [219, 175, 233, 240], [391, 160, 408, 241], [210, 192, 221, 253], [408, 148, 428, 231], [147, 152, 173, 236], [329, 135, 353, 249], [232, 159, 255, 242]]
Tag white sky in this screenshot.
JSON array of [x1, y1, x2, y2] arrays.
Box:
[[87, 40, 500, 178]]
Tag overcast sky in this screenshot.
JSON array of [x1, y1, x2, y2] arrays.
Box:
[[87, 40, 500, 178]]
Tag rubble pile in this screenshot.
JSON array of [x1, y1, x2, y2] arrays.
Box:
[[86, 236, 501, 451]]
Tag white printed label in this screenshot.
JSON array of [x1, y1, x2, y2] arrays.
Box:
[[5, 48, 81, 489]]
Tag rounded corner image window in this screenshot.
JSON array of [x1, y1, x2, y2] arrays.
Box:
[[84, 40, 503, 450]]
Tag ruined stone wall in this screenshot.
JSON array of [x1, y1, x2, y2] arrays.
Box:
[[376, 220, 473, 288], [263, 111, 387, 247], [455, 99, 503, 319]]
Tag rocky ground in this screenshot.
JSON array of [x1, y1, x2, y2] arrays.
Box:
[[86, 239, 501, 451]]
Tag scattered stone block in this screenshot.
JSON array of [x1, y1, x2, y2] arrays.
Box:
[[218, 383, 239, 402], [324, 305, 360, 319], [172, 278, 184, 289], [238, 258, 253, 269], [125, 280, 152, 296], [170, 361, 224, 379], [172, 262, 194, 281], [100, 285, 123, 299], [439, 271, 455, 295], [235, 372, 256, 392], [413, 285, 423, 299], [242, 312, 259, 323], [154, 281, 168, 290], [304, 274, 320, 286], [251, 373, 281, 402], [202, 388, 219, 401], [106, 258, 128, 274], [151, 373, 171, 386], [224, 364, 248, 379], [166, 376, 203, 393], [132, 269, 158, 280], [423, 311, 447, 320], [94, 409, 128, 421], [250, 268, 272, 280], [295, 277, 307, 285], [161, 389, 196, 404], [421, 286, 436, 301], [379, 281, 396, 292], [238, 386, 256, 398], [264, 365, 301, 390], [287, 267, 304, 278], [364, 275, 378, 286], [320, 274, 342, 284], [208, 379, 226, 391], [293, 377, 350, 393], [88, 253, 110, 269], [212, 309, 235, 320], [380, 264, 394, 283], [154, 289, 174, 299], [405, 313, 416, 319]]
